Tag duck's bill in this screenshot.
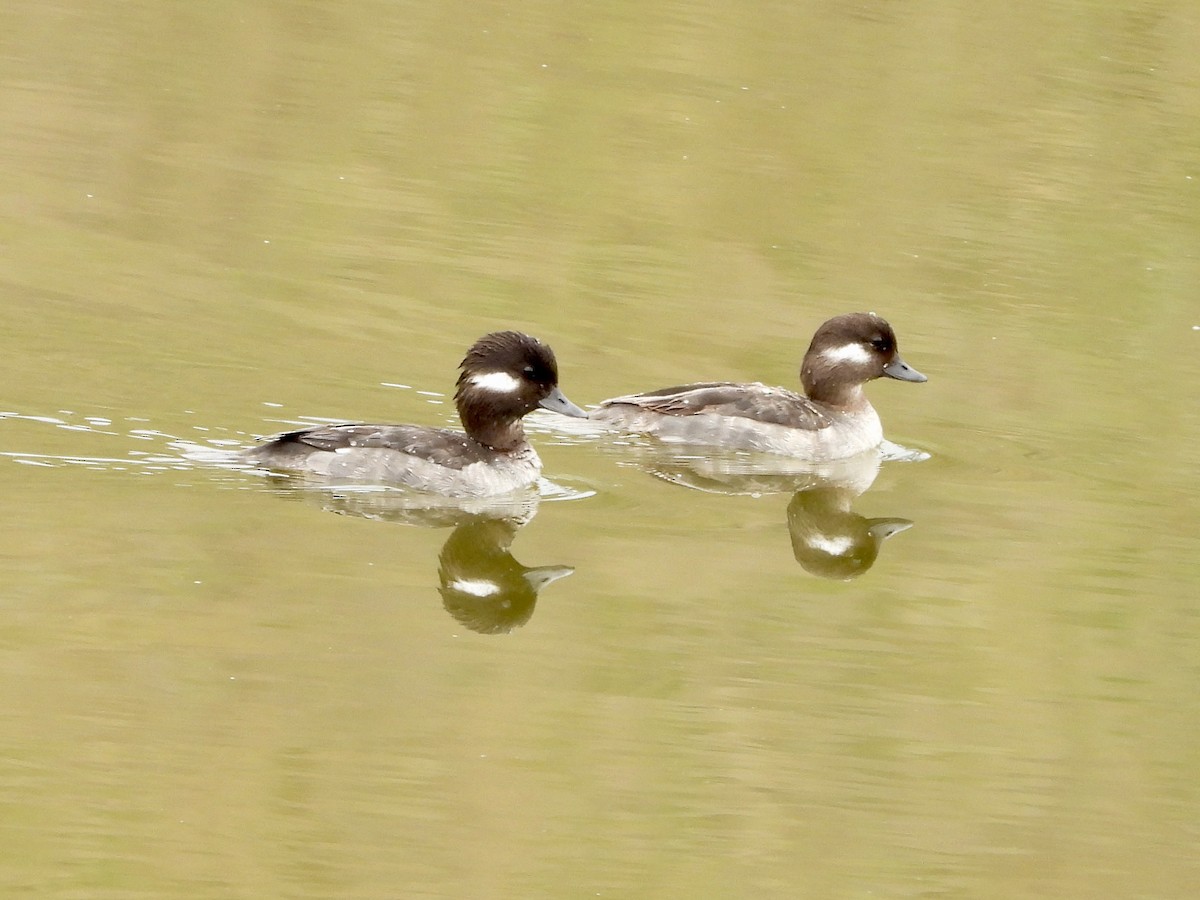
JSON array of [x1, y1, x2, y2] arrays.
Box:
[[883, 356, 927, 383], [523, 564, 575, 591], [867, 518, 915, 542], [539, 387, 589, 418]]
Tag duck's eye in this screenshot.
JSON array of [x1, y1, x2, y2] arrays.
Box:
[[870, 337, 891, 352], [522, 365, 536, 377]]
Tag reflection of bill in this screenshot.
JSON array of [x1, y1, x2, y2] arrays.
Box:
[[438, 517, 573, 634]]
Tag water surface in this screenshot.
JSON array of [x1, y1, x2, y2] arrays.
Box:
[[2, 1, 1199, 897]]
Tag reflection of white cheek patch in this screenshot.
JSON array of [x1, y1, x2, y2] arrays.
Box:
[[470, 371, 522, 393], [822, 343, 873, 365], [810, 534, 855, 555], [449, 578, 501, 597]]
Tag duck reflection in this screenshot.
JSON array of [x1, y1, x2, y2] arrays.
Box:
[[785, 482, 911, 579], [437, 515, 573, 634], [629, 445, 917, 580], [261, 480, 574, 632]]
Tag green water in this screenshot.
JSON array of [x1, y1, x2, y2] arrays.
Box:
[[2, 2, 1198, 897]]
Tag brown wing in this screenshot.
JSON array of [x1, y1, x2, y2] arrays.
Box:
[[265, 424, 489, 470], [601, 383, 833, 430]]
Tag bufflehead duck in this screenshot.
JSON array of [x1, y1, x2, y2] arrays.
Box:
[[590, 313, 926, 460], [243, 331, 587, 496]]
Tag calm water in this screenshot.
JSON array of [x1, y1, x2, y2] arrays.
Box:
[[2, 1, 1199, 897]]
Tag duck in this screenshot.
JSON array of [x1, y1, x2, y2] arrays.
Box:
[[589, 312, 925, 460], [243, 331, 587, 496]]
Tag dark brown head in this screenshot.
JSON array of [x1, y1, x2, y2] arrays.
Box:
[[454, 331, 586, 450], [800, 313, 926, 406]]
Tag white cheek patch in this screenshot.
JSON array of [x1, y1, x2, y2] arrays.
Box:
[[810, 534, 855, 555], [470, 371, 522, 393], [448, 578, 501, 597], [821, 343, 874, 366]]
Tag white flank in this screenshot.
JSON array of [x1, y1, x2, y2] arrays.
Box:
[[470, 371, 522, 393], [448, 578, 502, 597], [822, 343, 874, 365]]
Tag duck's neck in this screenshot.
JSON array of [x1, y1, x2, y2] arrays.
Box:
[[803, 374, 869, 411], [458, 400, 527, 451]]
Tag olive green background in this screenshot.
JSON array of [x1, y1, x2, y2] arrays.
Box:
[[2, 2, 1198, 897]]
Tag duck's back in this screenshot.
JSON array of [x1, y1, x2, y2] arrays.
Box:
[[591, 382, 882, 459], [243, 424, 542, 496], [594, 381, 828, 426]]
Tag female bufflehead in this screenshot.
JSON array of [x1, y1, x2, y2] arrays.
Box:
[[590, 313, 926, 461], [243, 331, 587, 496]]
